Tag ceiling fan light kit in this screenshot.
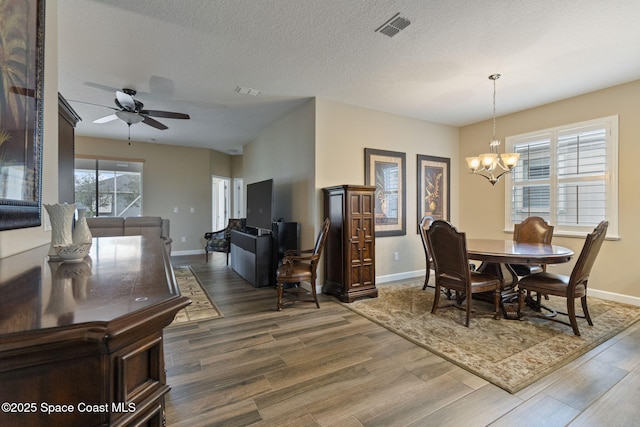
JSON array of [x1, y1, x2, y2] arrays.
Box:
[[115, 110, 143, 125]]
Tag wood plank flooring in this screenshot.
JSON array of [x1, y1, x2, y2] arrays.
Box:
[[165, 254, 640, 426]]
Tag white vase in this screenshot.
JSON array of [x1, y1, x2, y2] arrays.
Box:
[[72, 208, 93, 245], [44, 203, 76, 260]]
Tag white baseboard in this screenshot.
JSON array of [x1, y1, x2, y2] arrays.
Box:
[[376, 269, 425, 284], [589, 288, 640, 307], [172, 249, 205, 256]]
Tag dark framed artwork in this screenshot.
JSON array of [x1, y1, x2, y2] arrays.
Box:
[[0, 0, 45, 231], [365, 148, 406, 236], [417, 155, 450, 231]]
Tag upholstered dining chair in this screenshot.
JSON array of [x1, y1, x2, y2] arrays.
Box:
[[517, 220, 608, 336], [276, 218, 331, 311], [510, 216, 554, 276], [419, 215, 434, 290], [204, 218, 245, 264], [420, 215, 475, 294], [426, 220, 502, 327]]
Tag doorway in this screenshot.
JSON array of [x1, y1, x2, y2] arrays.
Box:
[[211, 176, 230, 231], [233, 178, 244, 219]]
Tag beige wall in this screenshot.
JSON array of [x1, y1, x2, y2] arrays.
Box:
[[459, 80, 640, 301], [315, 99, 460, 280], [0, 0, 59, 258], [242, 99, 317, 248], [75, 136, 214, 253]]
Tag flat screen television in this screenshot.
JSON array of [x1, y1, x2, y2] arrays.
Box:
[[246, 179, 274, 231]]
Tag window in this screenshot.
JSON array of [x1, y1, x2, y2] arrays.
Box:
[[74, 157, 143, 217], [505, 116, 618, 238]]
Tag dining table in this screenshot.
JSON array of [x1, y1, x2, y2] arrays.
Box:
[[465, 238, 574, 317]]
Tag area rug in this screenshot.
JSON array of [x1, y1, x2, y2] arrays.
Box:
[[170, 265, 223, 325], [343, 280, 640, 393]]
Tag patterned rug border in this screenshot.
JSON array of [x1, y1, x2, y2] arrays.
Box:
[[170, 265, 223, 326], [340, 281, 640, 393]]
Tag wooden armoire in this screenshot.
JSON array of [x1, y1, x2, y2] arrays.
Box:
[[323, 185, 378, 302]]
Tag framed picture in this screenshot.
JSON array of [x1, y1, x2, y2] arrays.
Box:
[[0, 0, 46, 231], [417, 155, 450, 230], [365, 148, 406, 236]]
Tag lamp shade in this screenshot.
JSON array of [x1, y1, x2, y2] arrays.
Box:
[[479, 153, 497, 170], [466, 157, 481, 172], [500, 152, 520, 169]]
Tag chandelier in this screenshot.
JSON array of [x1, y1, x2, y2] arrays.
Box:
[[465, 74, 520, 185]]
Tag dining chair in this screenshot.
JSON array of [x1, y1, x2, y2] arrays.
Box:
[[510, 216, 554, 276], [275, 217, 330, 311], [517, 220, 608, 336], [419, 215, 434, 290], [426, 220, 502, 327], [511, 216, 554, 305], [420, 215, 475, 293]]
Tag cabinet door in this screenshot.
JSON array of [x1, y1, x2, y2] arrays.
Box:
[[348, 191, 375, 289]]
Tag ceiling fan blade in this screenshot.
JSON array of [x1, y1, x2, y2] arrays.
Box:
[[140, 109, 190, 119], [93, 114, 119, 124], [142, 116, 168, 130], [116, 90, 136, 111], [69, 99, 117, 110]]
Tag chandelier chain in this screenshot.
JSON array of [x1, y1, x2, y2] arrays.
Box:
[[492, 77, 497, 141]]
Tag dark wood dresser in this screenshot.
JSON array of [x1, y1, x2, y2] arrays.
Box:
[[323, 185, 378, 302], [0, 236, 190, 427]]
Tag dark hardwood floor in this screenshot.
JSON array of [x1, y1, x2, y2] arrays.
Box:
[[165, 253, 640, 427]]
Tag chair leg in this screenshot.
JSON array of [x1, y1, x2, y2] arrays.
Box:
[[517, 287, 525, 320], [464, 297, 471, 327], [226, 251, 229, 265], [276, 282, 284, 311], [431, 284, 441, 315], [567, 298, 581, 336], [493, 288, 501, 320], [205, 250, 209, 262], [581, 295, 593, 326], [311, 282, 320, 309], [422, 268, 430, 290]]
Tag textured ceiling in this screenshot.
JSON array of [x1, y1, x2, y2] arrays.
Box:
[[58, 0, 640, 154]]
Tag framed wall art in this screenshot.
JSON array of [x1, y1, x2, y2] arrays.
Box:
[[365, 148, 406, 236], [0, 0, 45, 231], [417, 154, 450, 231]]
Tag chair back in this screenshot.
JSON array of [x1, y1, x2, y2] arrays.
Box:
[[419, 215, 434, 261], [570, 220, 608, 287], [426, 220, 471, 286], [225, 218, 245, 239], [311, 218, 331, 268], [514, 216, 554, 244]]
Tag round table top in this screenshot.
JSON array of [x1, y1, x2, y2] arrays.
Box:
[[466, 238, 574, 265]]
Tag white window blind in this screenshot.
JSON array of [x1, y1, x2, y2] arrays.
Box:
[[505, 116, 618, 238]]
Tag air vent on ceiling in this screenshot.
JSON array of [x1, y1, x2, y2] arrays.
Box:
[[235, 85, 262, 96], [375, 12, 411, 37]]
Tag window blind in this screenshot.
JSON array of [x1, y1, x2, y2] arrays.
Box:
[[505, 115, 618, 237]]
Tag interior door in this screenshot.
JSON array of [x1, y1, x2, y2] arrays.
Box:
[[212, 176, 230, 230]]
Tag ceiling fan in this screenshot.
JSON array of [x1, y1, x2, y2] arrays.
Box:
[[92, 88, 190, 130]]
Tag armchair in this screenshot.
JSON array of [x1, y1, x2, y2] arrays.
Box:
[[517, 221, 608, 335], [275, 218, 330, 311], [204, 218, 245, 264]]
